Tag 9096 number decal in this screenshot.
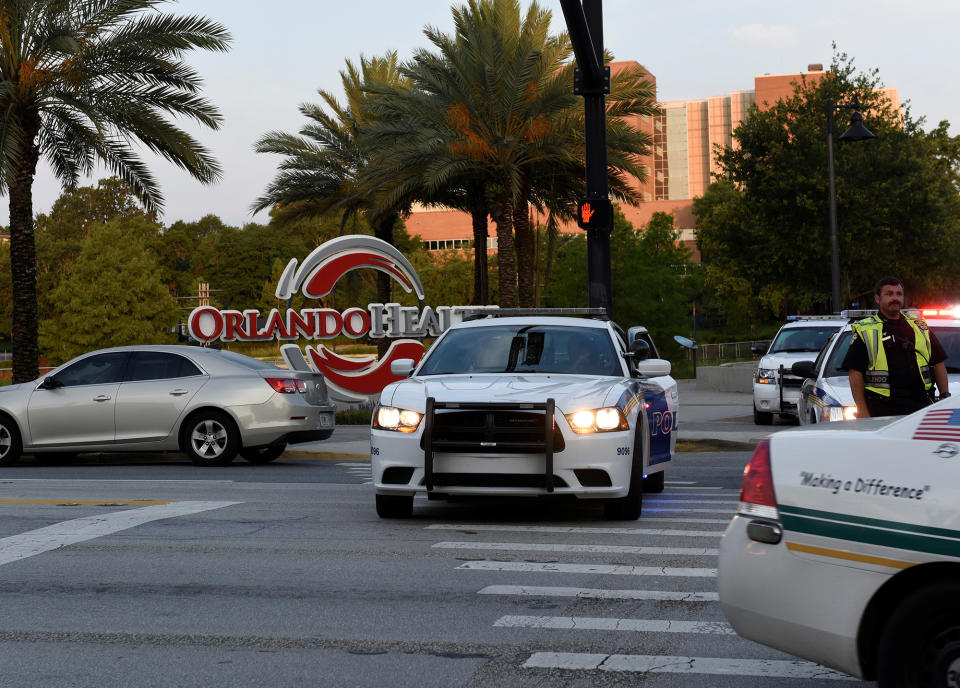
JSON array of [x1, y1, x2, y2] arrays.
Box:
[[617, 447, 631, 456]]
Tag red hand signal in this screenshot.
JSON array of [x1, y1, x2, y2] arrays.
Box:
[[581, 202, 595, 224]]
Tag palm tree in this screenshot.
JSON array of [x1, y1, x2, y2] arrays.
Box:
[[0, 0, 230, 383], [252, 53, 409, 354]]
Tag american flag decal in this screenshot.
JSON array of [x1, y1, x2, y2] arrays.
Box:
[[912, 408, 960, 441]]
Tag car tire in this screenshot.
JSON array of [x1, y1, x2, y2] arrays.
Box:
[[753, 406, 773, 425], [642, 471, 665, 493], [376, 494, 414, 519], [876, 580, 960, 688], [182, 411, 239, 467], [240, 443, 287, 464], [0, 415, 22, 467], [604, 426, 644, 520]]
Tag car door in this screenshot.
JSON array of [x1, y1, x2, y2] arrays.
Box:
[[27, 352, 130, 447], [114, 351, 209, 443]]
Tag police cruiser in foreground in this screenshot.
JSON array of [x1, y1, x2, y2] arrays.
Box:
[[794, 308, 960, 424], [719, 400, 960, 686], [371, 309, 677, 520], [753, 316, 845, 424]]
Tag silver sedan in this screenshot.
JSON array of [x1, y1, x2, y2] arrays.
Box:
[[0, 345, 336, 466]]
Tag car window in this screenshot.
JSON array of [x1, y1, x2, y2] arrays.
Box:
[[812, 332, 836, 374], [127, 352, 203, 381], [212, 349, 281, 370], [769, 326, 839, 353], [419, 325, 622, 376], [931, 326, 960, 373], [824, 332, 854, 377], [55, 352, 129, 386]]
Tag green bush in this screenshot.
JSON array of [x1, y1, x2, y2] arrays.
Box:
[[336, 409, 372, 425]]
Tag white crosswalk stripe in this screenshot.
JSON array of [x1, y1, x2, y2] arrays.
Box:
[[434, 541, 718, 555], [478, 585, 719, 602], [523, 653, 856, 680], [495, 615, 735, 634], [425, 482, 847, 684], [337, 462, 372, 484]]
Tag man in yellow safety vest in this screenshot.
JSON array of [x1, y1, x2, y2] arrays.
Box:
[[843, 277, 949, 417]]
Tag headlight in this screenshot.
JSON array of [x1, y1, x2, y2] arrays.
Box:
[[373, 405, 423, 433], [821, 406, 857, 422], [756, 368, 777, 384], [565, 407, 629, 434]]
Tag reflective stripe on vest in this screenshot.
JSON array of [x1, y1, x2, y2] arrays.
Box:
[[851, 314, 932, 397]]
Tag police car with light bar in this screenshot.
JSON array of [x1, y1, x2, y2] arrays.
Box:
[[753, 316, 846, 425], [370, 309, 677, 520], [794, 308, 960, 425], [718, 396, 960, 686]]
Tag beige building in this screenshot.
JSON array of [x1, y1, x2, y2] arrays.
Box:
[[406, 63, 899, 263]]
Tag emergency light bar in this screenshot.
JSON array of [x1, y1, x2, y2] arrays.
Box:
[[918, 306, 960, 318], [785, 315, 845, 321]]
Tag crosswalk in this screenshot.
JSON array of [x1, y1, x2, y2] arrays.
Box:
[[338, 461, 372, 484], [423, 482, 858, 684]]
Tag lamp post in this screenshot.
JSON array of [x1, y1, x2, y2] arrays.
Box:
[[826, 97, 875, 313]]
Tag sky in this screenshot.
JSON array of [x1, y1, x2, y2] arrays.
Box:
[[6, 0, 959, 229]]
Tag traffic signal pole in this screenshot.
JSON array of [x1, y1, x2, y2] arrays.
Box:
[[560, 0, 612, 317]]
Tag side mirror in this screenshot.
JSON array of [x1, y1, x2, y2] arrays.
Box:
[[791, 361, 817, 379], [751, 342, 767, 356], [629, 338, 650, 361], [38, 375, 62, 390], [635, 358, 672, 378], [390, 358, 416, 377]]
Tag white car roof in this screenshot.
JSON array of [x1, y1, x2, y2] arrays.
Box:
[[449, 316, 612, 330], [779, 318, 846, 329]]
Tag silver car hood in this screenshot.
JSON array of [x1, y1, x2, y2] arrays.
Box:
[[386, 374, 617, 413]]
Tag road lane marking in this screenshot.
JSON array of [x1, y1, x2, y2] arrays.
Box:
[[426, 524, 725, 537], [496, 615, 734, 635], [523, 652, 856, 680], [478, 585, 719, 602], [0, 499, 174, 506], [643, 508, 732, 514], [639, 517, 730, 524], [434, 541, 717, 556], [0, 501, 238, 567], [645, 499, 738, 504], [457, 561, 716, 577]]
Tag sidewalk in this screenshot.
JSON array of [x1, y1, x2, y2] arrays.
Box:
[[298, 378, 776, 456]]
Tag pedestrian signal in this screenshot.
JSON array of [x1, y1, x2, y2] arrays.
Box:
[[576, 198, 612, 229]]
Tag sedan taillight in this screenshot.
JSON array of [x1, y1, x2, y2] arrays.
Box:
[[265, 377, 302, 394], [738, 438, 779, 520]]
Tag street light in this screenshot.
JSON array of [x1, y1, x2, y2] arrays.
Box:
[[826, 97, 875, 313]]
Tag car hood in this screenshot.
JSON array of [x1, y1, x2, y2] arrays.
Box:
[[385, 374, 617, 413], [0, 381, 31, 396], [759, 352, 819, 371]]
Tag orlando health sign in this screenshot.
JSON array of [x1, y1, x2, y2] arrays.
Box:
[[187, 235, 474, 402]]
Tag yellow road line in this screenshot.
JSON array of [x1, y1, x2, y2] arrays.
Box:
[[786, 541, 914, 569], [0, 499, 175, 506]]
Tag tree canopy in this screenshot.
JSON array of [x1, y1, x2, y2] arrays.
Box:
[[694, 51, 960, 321]]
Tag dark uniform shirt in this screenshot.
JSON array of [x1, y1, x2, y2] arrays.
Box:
[[842, 313, 946, 415]]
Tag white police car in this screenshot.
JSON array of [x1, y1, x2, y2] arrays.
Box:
[[719, 397, 960, 685], [795, 308, 960, 424], [370, 310, 677, 520], [753, 317, 845, 425]]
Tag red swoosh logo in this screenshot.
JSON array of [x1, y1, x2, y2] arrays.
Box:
[[307, 340, 424, 394], [304, 253, 414, 298], [308, 345, 377, 372]]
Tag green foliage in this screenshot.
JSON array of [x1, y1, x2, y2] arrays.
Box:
[[336, 409, 373, 425], [40, 218, 179, 364], [695, 50, 960, 320], [546, 208, 700, 354]]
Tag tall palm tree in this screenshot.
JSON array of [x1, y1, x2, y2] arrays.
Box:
[[0, 0, 230, 383], [252, 53, 409, 354]]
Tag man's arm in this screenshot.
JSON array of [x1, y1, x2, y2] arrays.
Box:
[[933, 361, 949, 398], [849, 369, 870, 418]]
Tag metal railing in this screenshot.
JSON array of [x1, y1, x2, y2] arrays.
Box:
[[692, 340, 770, 363]]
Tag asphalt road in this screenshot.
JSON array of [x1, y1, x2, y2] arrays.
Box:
[[0, 449, 873, 687]]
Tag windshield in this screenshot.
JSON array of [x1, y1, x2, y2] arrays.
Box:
[[769, 325, 839, 353], [824, 332, 854, 377], [418, 325, 622, 376]]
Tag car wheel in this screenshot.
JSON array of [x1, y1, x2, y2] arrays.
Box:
[[604, 426, 643, 520], [376, 494, 414, 519], [0, 415, 22, 467], [642, 471, 665, 493], [182, 411, 239, 466], [876, 581, 960, 688], [753, 406, 773, 425], [240, 443, 287, 464]]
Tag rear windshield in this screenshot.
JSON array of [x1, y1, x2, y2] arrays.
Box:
[[213, 350, 281, 371], [769, 325, 839, 354]]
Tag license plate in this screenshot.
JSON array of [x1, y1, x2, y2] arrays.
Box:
[[318, 414, 332, 427]]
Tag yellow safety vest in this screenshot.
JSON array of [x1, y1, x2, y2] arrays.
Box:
[[850, 314, 933, 397]]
